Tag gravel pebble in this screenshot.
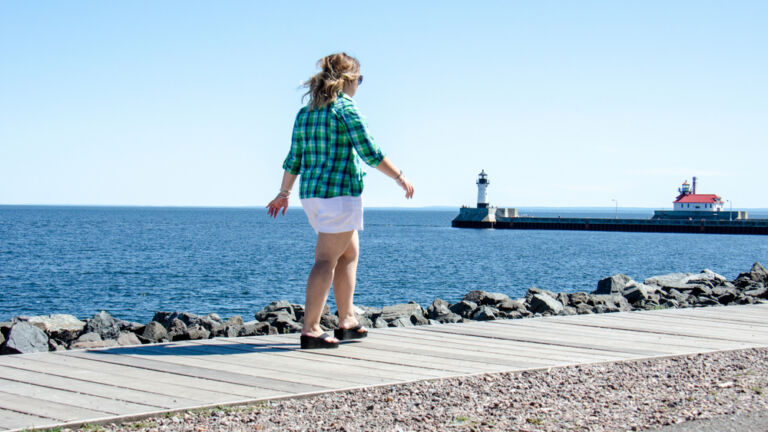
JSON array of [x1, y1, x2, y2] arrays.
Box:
[[64, 348, 768, 432]]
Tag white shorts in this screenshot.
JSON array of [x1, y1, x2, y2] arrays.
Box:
[[300, 195, 364, 234]]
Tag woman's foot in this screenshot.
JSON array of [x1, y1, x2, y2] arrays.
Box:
[[300, 331, 339, 349], [335, 317, 368, 340]]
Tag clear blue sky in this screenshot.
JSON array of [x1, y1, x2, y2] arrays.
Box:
[[1, 1, 766, 208]]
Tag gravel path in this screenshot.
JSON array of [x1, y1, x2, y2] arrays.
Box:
[[60, 347, 768, 432]]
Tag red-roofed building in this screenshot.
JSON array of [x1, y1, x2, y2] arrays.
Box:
[[673, 178, 724, 212]]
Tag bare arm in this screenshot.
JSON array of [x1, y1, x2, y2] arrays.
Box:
[[266, 171, 298, 218], [376, 156, 414, 199]]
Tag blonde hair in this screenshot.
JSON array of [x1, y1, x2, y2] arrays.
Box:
[[303, 53, 360, 110]]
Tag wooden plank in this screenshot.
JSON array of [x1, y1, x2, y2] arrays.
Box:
[[0, 408, 58, 431], [332, 334, 560, 369], [380, 327, 636, 362], [0, 389, 113, 422], [548, 314, 768, 344], [114, 345, 371, 389], [0, 377, 157, 415], [0, 356, 267, 405], [421, 322, 671, 356], [182, 339, 431, 382], [480, 320, 755, 351], [267, 336, 500, 374], [489, 319, 761, 350], [61, 350, 327, 394]]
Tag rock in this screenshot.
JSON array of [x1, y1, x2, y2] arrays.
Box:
[[644, 273, 692, 288], [140, 321, 169, 343], [448, 300, 478, 318], [744, 286, 768, 298], [526, 287, 558, 300], [623, 285, 650, 304], [589, 294, 632, 312], [2, 322, 49, 354], [48, 339, 67, 351], [380, 303, 424, 322], [76, 332, 102, 343], [561, 306, 578, 316], [85, 311, 122, 341], [70, 339, 119, 350], [23, 314, 86, 343], [388, 317, 413, 327], [593, 274, 634, 295], [410, 313, 430, 326], [688, 269, 728, 285], [69, 331, 118, 349], [167, 318, 188, 340], [435, 313, 463, 324], [665, 288, 690, 303], [0, 331, 4, 347], [556, 292, 570, 307], [206, 313, 223, 323], [357, 316, 373, 329], [497, 298, 526, 312], [239, 320, 269, 336], [117, 332, 141, 346], [717, 292, 738, 304], [185, 324, 211, 340], [254, 301, 295, 321], [463, 291, 511, 306], [373, 317, 388, 328], [471, 306, 498, 321], [270, 312, 302, 334], [529, 293, 564, 315], [568, 292, 591, 305], [427, 299, 451, 319], [223, 315, 245, 337], [751, 262, 768, 282], [319, 313, 339, 330], [576, 304, 594, 314]]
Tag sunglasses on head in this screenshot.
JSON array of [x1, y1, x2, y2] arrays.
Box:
[[357, 75, 363, 85]]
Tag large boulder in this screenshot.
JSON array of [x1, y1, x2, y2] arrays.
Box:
[[140, 321, 169, 343], [239, 320, 275, 336], [223, 315, 245, 337], [593, 274, 633, 295], [84, 311, 122, 341], [70, 332, 119, 350], [270, 312, 302, 334], [449, 300, 478, 318], [737, 262, 768, 285], [427, 299, 451, 319], [589, 294, 632, 312], [529, 293, 564, 315], [254, 301, 295, 322], [24, 314, 85, 343], [471, 306, 498, 321], [117, 332, 141, 346], [623, 284, 650, 304], [152, 311, 208, 330], [380, 303, 424, 323], [463, 291, 511, 306], [644, 273, 692, 288], [2, 322, 49, 354]]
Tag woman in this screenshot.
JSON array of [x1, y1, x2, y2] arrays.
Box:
[[266, 53, 414, 349]]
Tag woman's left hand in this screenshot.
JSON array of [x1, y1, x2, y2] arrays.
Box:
[[266, 195, 289, 218]]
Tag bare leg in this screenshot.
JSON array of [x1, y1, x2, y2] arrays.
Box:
[[302, 231, 355, 339], [333, 231, 365, 331]]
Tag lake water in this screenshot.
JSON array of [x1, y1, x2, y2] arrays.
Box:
[[1, 205, 766, 323]]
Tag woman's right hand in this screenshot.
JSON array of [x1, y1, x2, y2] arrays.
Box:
[[266, 195, 289, 218], [397, 175, 414, 199]]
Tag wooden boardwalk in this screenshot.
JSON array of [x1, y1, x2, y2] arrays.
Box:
[[1, 303, 767, 431]]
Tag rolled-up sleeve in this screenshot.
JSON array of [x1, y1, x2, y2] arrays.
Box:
[[282, 113, 303, 175], [339, 103, 385, 167]]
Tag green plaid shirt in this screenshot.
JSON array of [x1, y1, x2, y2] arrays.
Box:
[[283, 93, 386, 199]]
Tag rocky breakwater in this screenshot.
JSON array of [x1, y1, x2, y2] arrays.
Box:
[[1, 262, 766, 356]]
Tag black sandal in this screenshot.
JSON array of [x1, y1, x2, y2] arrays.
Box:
[[334, 324, 368, 341], [300, 332, 339, 349]]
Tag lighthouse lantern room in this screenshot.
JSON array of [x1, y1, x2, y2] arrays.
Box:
[[476, 170, 489, 208]]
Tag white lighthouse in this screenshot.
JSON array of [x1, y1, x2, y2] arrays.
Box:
[[476, 170, 489, 208]]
